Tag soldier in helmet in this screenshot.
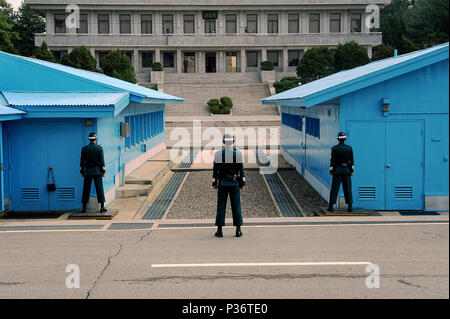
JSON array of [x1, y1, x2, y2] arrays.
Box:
[[80, 132, 107, 213], [212, 133, 246, 238], [328, 132, 354, 212]]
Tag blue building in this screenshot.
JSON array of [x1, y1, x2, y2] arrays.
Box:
[[263, 43, 449, 211], [0, 51, 183, 212]]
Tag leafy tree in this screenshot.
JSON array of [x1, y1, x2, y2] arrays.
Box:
[[0, 0, 19, 53], [296, 46, 335, 83], [382, 13, 407, 52], [12, 3, 45, 56], [61, 46, 96, 71], [273, 77, 300, 94], [32, 41, 56, 62], [372, 44, 395, 61], [100, 49, 137, 83], [334, 41, 370, 71]]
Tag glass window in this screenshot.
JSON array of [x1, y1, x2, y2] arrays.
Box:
[[267, 14, 278, 34], [54, 14, 66, 34], [98, 14, 110, 34], [288, 50, 303, 66], [77, 14, 88, 34], [163, 51, 175, 68], [288, 14, 299, 33], [247, 51, 258, 68], [120, 14, 131, 34], [183, 52, 195, 73], [205, 19, 216, 33], [246, 14, 257, 33], [141, 14, 152, 34], [225, 14, 237, 34], [330, 13, 341, 33], [141, 51, 154, 68], [267, 51, 279, 67], [162, 15, 174, 34], [184, 14, 195, 34], [309, 14, 320, 33], [351, 13, 362, 32]]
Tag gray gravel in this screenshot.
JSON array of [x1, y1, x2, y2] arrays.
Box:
[[166, 170, 280, 219], [278, 169, 328, 216]]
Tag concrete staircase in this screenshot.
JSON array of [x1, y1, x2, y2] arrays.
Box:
[[164, 72, 261, 84], [163, 82, 278, 117]]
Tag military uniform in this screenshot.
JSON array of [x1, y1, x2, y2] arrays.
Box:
[[329, 142, 354, 208], [80, 142, 106, 207], [212, 146, 246, 227]]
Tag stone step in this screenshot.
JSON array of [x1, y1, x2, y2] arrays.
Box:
[[164, 72, 261, 84], [116, 184, 152, 198], [125, 161, 171, 185]]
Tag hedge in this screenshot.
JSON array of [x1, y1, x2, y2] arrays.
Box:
[[260, 61, 275, 71], [152, 62, 163, 71]]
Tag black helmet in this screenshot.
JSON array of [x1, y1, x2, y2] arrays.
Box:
[[88, 132, 98, 140], [223, 133, 235, 144], [337, 132, 347, 141]]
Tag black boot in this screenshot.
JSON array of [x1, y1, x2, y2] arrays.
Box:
[[215, 226, 223, 238], [235, 226, 243, 238], [100, 203, 107, 213], [348, 204, 353, 212], [327, 204, 334, 212], [81, 204, 87, 213]]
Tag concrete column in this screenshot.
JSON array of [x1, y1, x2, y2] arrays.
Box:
[[262, 48, 267, 62], [240, 49, 246, 73], [322, 11, 329, 34], [239, 10, 245, 34], [283, 48, 289, 72], [133, 49, 139, 71], [367, 46, 373, 59], [176, 49, 182, 73], [281, 10, 288, 34], [218, 51, 225, 73], [301, 11, 308, 34], [133, 12, 140, 34], [342, 11, 350, 34], [154, 11, 161, 35], [111, 12, 119, 34], [217, 11, 223, 34], [197, 10, 203, 34], [260, 11, 267, 34], [90, 11, 98, 35], [198, 51, 205, 73], [155, 49, 161, 63], [46, 12, 54, 34]]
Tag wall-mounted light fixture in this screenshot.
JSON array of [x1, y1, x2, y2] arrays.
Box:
[[85, 119, 93, 127], [382, 98, 390, 116]]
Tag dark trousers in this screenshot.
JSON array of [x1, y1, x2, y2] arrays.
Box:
[[82, 175, 105, 204], [216, 186, 243, 227], [329, 174, 353, 205]]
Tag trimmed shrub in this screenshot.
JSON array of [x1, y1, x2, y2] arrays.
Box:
[[220, 96, 233, 108], [210, 105, 221, 114], [101, 49, 137, 83], [221, 106, 231, 114], [273, 77, 301, 94], [61, 46, 96, 71], [260, 60, 275, 71], [152, 62, 163, 71], [207, 99, 220, 107]]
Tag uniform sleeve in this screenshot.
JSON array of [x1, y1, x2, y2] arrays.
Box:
[[349, 147, 354, 173], [330, 147, 336, 174], [80, 147, 85, 173], [212, 152, 219, 186], [99, 146, 106, 174]]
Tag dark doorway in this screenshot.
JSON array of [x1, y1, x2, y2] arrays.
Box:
[[205, 52, 216, 73]]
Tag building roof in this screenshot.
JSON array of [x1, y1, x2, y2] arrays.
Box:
[[25, 0, 391, 5], [0, 51, 183, 104], [262, 43, 449, 108], [2, 91, 129, 107], [0, 94, 25, 121]]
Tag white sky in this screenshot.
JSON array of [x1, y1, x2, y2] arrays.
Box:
[[7, 0, 23, 10]]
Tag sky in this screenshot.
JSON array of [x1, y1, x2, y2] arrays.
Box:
[[7, 0, 23, 10]]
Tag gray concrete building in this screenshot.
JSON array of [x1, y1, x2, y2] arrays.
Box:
[[26, 0, 390, 83]]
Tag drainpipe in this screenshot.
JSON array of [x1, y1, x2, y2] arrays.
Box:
[[394, 49, 398, 57]]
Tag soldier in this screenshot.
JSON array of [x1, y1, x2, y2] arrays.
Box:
[[80, 132, 106, 213], [328, 132, 354, 212], [212, 134, 246, 238]]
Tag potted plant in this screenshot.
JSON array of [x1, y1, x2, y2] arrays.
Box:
[[260, 60, 276, 83], [151, 62, 164, 85]]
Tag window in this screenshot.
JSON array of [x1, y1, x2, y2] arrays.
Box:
[[288, 14, 299, 33], [309, 14, 320, 33], [54, 14, 66, 34], [247, 51, 258, 68], [163, 51, 175, 68], [288, 50, 303, 67], [77, 14, 88, 34], [141, 14, 152, 34], [119, 14, 131, 34], [330, 13, 341, 33], [205, 19, 216, 34], [98, 14, 110, 34], [225, 14, 237, 34], [267, 51, 279, 67], [351, 13, 362, 32], [184, 14, 195, 34], [267, 14, 278, 34], [98, 51, 110, 66], [141, 51, 154, 68], [246, 14, 257, 33], [162, 15, 174, 34], [51, 50, 68, 62]]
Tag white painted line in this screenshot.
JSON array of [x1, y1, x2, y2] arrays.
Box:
[[151, 261, 372, 268]]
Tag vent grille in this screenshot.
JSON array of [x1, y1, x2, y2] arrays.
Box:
[[358, 186, 376, 200], [21, 188, 39, 201], [395, 186, 413, 200], [57, 187, 76, 200]]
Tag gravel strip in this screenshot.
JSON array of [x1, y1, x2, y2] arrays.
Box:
[[166, 170, 280, 219], [277, 169, 328, 216]]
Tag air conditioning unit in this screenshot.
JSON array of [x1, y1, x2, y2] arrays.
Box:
[[120, 122, 130, 137]]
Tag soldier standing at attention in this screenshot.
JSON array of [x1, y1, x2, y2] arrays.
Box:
[[80, 132, 107, 213], [212, 134, 246, 238], [328, 132, 354, 212]]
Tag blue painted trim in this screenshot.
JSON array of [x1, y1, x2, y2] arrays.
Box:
[[0, 114, 23, 121], [21, 111, 114, 118], [0, 122, 3, 211], [113, 93, 131, 117], [141, 97, 184, 104]]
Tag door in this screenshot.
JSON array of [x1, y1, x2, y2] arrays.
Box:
[[385, 121, 424, 210], [205, 52, 216, 73], [226, 52, 237, 72]]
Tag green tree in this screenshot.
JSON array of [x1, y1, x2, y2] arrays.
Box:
[[100, 49, 137, 83], [12, 3, 45, 56], [273, 77, 300, 94], [0, 0, 19, 53], [372, 44, 395, 61], [32, 41, 56, 62], [296, 46, 335, 83], [61, 46, 97, 71], [334, 41, 370, 71]]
